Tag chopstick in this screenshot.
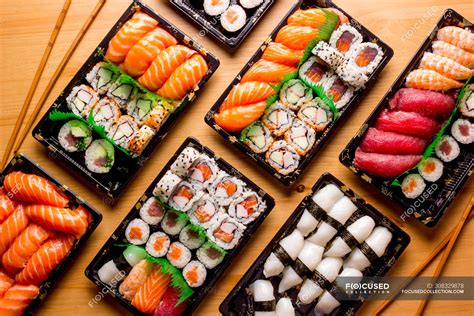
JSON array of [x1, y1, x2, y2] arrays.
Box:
[[2, 0, 106, 169], [1, 0, 72, 169]]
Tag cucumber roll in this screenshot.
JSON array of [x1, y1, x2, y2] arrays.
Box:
[[324, 75, 354, 109], [127, 90, 158, 124], [196, 241, 225, 269], [85, 139, 115, 174], [161, 209, 189, 236], [228, 190, 265, 225], [127, 125, 155, 157], [179, 224, 206, 250], [279, 79, 313, 111], [66, 84, 99, 117], [284, 119, 316, 156], [91, 97, 121, 132], [265, 140, 300, 175], [240, 121, 274, 154], [107, 115, 139, 149], [262, 102, 295, 137], [210, 171, 246, 206], [107, 74, 137, 109], [170, 146, 201, 177], [86, 61, 120, 95], [329, 24, 363, 56], [153, 171, 182, 202], [348, 42, 384, 75], [58, 120, 92, 152], [168, 181, 204, 212], [207, 213, 245, 250], [142, 105, 169, 131], [299, 57, 330, 86], [297, 99, 333, 132]]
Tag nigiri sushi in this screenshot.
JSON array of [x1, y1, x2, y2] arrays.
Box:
[[119, 259, 152, 301], [312, 183, 344, 212], [98, 245, 147, 286], [0, 208, 29, 257], [405, 69, 463, 91], [375, 109, 441, 140], [0, 284, 39, 316], [275, 25, 320, 50], [296, 209, 319, 237], [214, 101, 266, 132], [436, 26, 474, 53], [250, 280, 276, 316], [419, 52, 473, 80], [276, 297, 295, 316], [431, 41, 474, 69], [262, 42, 303, 67], [241, 59, 296, 83], [153, 286, 189, 316], [0, 189, 16, 223], [359, 128, 427, 155], [0, 271, 14, 297], [354, 149, 422, 178], [287, 8, 338, 30], [263, 229, 304, 277], [220, 81, 275, 111], [132, 266, 171, 314]]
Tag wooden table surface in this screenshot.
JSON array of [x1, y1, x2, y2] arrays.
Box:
[[1, 0, 473, 315]]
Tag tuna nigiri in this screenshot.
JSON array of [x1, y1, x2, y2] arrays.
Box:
[[157, 54, 209, 101], [131, 266, 171, 314], [0, 208, 29, 257], [241, 60, 296, 83], [105, 12, 158, 64], [419, 52, 473, 80], [431, 41, 474, 69], [262, 42, 303, 67], [3, 172, 69, 208], [122, 27, 178, 77], [0, 189, 16, 223], [153, 286, 189, 316], [0, 271, 14, 298], [359, 128, 427, 155], [375, 110, 441, 140], [119, 259, 152, 301], [436, 26, 474, 53], [221, 81, 275, 111], [2, 224, 50, 274], [405, 69, 463, 91], [24, 204, 89, 238], [15, 235, 75, 286], [214, 101, 266, 132], [389, 88, 455, 119], [354, 149, 422, 178], [275, 25, 319, 50]]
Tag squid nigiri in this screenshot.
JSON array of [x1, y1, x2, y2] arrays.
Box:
[[262, 42, 303, 67], [405, 69, 463, 91], [131, 266, 171, 314], [221, 81, 275, 111], [0, 208, 29, 257], [0, 189, 16, 223], [431, 41, 474, 69], [436, 26, 474, 53], [214, 101, 266, 132], [241, 60, 296, 83], [419, 52, 473, 80]]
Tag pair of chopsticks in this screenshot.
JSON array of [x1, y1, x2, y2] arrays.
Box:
[[372, 194, 474, 315], [1, 0, 106, 170]]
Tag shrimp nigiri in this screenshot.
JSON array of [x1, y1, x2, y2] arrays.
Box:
[[437, 26, 474, 53], [119, 259, 152, 301], [241, 59, 296, 83], [0, 271, 14, 298], [419, 52, 473, 80], [131, 266, 171, 314], [261, 42, 303, 67], [431, 41, 474, 69], [0, 189, 16, 224], [405, 69, 463, 91], [0, 208, 29, 257], [214, 101, 266, 132], [221, 81, 275, 111]]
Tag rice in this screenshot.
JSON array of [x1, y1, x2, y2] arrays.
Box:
[[167, 242, 192, 268], [146, 232, 170, 258], [323, 75, 354, 109], [91, 97, 121, 132], [221, 5, 247, 33], [459, 84, 473, 118], [168, 181, 204, 212], [329, 23, 363, 56], [188, 194, 221, 229], [299, 57, 330, 86], [107, 115, 139, 149], [312, 41, 345, 69], [153, 171, 182, 202], [401, 174, 426, 199], [435, 135, 460, 162], [240, 0, 264, 9], [265, 140, 300, 175], [86, 61, 119, 95], [187, 157, 219, 189], [418, 157, 444, 182], [127, 125, 156, 157], [183, 260, 207, 288], [203, 0, 229, 16], [297, 98, 333, 132], [170, 146, 201, 177], [348, 42, 384, 75], [284, 119, 316, 156], [125, 218, 150, 245], [241, 121, 274, 154], [279, 79, 313, 111], [228, 191, 264, 225], [262, 102, 295, 137], [139, 197, 166, 225], [142, 105, 169, 131]]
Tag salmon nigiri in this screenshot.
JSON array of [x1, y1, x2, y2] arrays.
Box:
[[131, 266, 171, 314], [0, 208, 29, 257], [119, 259, 152, 301], [123, 27, 178, 77], [0, 189, 16, 224], [3, 172, 69, 208], [405, 69, 463, 91], [0, 284, 40, 316], [261, 42, 303, 67], [431, 41, 474, 69], [241, 60, 296, 83], [15, 235, 75, 286], [221, 81, 275, 111], [214, 101, 266, 132], [0, 271, 14, 298], [287, 8, 336, 28], [275, 25, 319, 50], [138, 45, 196, 91], [105, 12, 158, 64], [419, 52, 473, 80], [157, 54, 209, 101], [2, 224, 50, 274], [437, 26, 474, 53], [24, 205, 89, 238]]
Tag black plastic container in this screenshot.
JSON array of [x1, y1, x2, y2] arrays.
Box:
[[169, 0, 274, 49], [219, 172, 410, 316], [85, 137, 275, 315], [204, 0, 394, 187], [32, 0, 220, 201], [0, 154, 102, 315], [339, 9, 473, 227]]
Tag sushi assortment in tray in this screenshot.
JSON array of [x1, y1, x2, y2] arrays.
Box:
[[169, 0, 274, 49], [205, 0, 393, 186], [0, 154, 101, 315], [85, 137, 275, 315], [33, 1, 219, 199], [340, 9, 474, 226], [220, 173, 410, 316]]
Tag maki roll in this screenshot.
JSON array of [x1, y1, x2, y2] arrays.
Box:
[[262, 102, 295, 137], [240, 121, 274, 154], [58, 120, 92, 152], [279, 79, 313, 111], [170, 146, 201, 177], [210, 171, 245, 206], [266, 140, 300, 175], [127, 91, 159, 123], [459, 84, 473, 118], [139, 197, 165, 225], [299, 57, 329, 86], [98, 245, 147, 286], [183, 260, 207, 288], [153, 171, 182, 202], [207, 214, 245, 250], [324, 75, 354, 109], [329, 23, 363, 56], [145, 232, 170, 258], [203, 0, 229, 16], [107, 74, 137, 109], [168, 181, 204, 212], [85, 139, 115, 174], [196, 241, 225, 269], [297, 99, 333, 131], [86, 61, 120, 95], [108, 115, 139, 149], [240, 0, 264, 9], [451, 118, 473, 144], [125, 218, 150, 245], [167, 242, 192, 268], [311, 41, 345, 69], [91, 97, 121, 132], [418, 157, 444, 182], [161, 209, 189, 236], [228, 191, 265, 225], [189, 194, 221, 228], [284, 119, 316, 156], [337, 62, 369, 90], [187, 157, 219, 189], [221, 5, 247, 33], [179, 224, 206, 250], [66, 84, 99, 117], [142, 105, 169, 131], [348, 42, 384, 75], [401, 174, 426, 199], [435, 135, 460, 162], [127, 125, 155, 157]]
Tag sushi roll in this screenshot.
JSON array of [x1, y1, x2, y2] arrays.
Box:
[[197, 241, 226, 269], [127, 91, 159, 123], [228, 191, 265, 225], [187, 157, 219, 189], [435, 135, 460, 162], [167, 242, 192, 268], [127, 125, 156, 157], [265, 140, 300, 175], [262, 102, 295, 136], [337, 62, 369, 90], [279, 79, 313, 111], [142, 105, 169, 131], [210, 171, 246, 206], [145, 231, 170, 258], [284, 119, 316, 156], [240, 121, 274, 154], [459, 84, 473, 118], [312, 183, 344, 212], [66, 84, 99, 117], [161, 209, 189, 236], [275, 298, 295, 316], [188, 194, 220, 228], [240, 0, 264, 9], [107, 74, 137, 109], [183, 260, 207, 288], [329, 23, 363, 56], [297, 99, 333, 132], [85, 139, 115, 174], [263, 229, 304, 277], [207, 214, 245, 250], [153, 171, 182, 202], [296, 209, 319, 237], [170, 146, 201, 177], [58, 120, 92, 152], [179, 224, 206, 250], [168, 181, 204, 212], [203, 0, 229, 16], [250, 280, 276, 316], [98, 245, 147, 286], [125, 218, 150, 245], [86, 61, 120, 95], [348, 42, 384, 75], [401, 174, 426, 199], [90, 97, 121, 132], [418, 157, 444, 182], [221, 5, 247, 33], [107, 115, 139, 149], [451, 118, 473, 144], [139, 197, 165, 225], [311, 41, 345, 69], [324, 75, 354, 109], [299, 57, 330, 86]]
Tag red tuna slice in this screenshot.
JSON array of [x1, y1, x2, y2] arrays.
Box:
[[388, 88, 455, 120], [354, 149, 422, 178], [153, 286, 188, 316], [375, 110, 441, 140], [359, 128, 427, 155]]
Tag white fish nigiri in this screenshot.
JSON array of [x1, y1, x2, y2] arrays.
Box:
[[307, 197, 358, 246], [324, 216, 376, 257], [250, 280, 276, 316], [312, 184, 344, 211], [276, 297, 295, 316], [264, 229, 304, 277], [296, 209, 319, 236], [344, 226, 392, 271], [314, 291, 340, 314], [298, 257, 343, 304]]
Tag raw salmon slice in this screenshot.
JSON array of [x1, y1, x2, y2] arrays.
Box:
[[131, 266, 171, 314], [214, 101, 267, 132], [0, 208, 29, 257], [0, 189, 16, 224], [241, 60, 295, 83], [262, 42, 303, 67], [287, 8, 332, 28], [221, 81, 275, 111], [275, 25, 319, 50], [0, 271, 14, 298]]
